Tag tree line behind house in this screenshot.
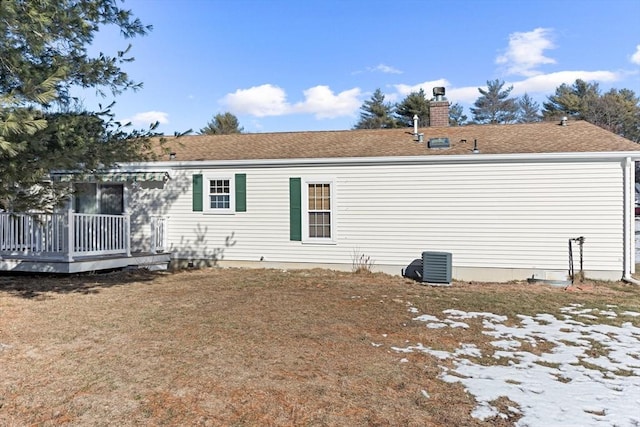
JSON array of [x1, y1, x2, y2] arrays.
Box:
[[206, 78, 640, 145], [352, 79, 640, 144]]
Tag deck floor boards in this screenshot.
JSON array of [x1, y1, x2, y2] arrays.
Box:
[[0, 253, 171, 274]]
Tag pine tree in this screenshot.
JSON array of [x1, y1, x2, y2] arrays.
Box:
[[517, 93, 541, 123], [470, 79, 519, 124], [395, 89, 430, 127], [0, 0, 158, 210], [542, 79, 600, 120], [448, 103, 468, 126], [542, 80, 640, 142], [353, 89, 399, 129], [588, 88, 640, 142], [200, 112, 244, 135]]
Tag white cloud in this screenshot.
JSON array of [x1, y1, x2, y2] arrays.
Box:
[[352, 63, 403, 75], [511, 70, 620, 95], [496, 28, 556, 77], [447, 86, 483, 104], [390, 79, 476, 104], [124, 111, 169, 126], [631, 44, 640, 65], [221, 84, 289, 117], [393, 79, 450, 97], [293, 86, 362, 119], [221, 84, 361, 119], [369, 64, 403, 74]]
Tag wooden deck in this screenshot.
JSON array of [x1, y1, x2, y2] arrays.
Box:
[[0, 252, 171, 274], [0, 211, 170, 274]]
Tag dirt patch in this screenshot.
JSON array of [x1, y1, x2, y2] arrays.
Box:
[[1, 268, 638, 426]]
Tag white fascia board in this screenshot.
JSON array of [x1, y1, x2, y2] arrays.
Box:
[[121, 151, 640, 170], [51, 166, 174, 174]]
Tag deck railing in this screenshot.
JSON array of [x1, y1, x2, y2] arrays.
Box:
[[0, 212, 66, 255], [150, 215, 167, 253], [0, 211, 131, 261], [72, 213, 130, 257]]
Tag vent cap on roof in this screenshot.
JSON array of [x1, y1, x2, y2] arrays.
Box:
[[428, 137, 450, 149], [433, 87, 446, 101]]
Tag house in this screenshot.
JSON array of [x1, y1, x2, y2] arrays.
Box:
[[2, 96, 640, 281]]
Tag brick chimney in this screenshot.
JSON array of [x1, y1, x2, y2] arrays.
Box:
[[429, 87, 449, 127]]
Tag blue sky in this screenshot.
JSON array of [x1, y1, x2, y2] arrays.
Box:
[[80, 0, 640, 134]]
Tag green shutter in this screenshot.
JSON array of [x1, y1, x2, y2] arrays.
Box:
[[235, 173, 246, 212], [192, 174, 203, 212], [289, 178, 302, 241]]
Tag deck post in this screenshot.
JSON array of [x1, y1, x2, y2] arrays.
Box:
[[125, 214, 131, 257], [66, 209, 74, 262], [150, 217, 157, 254]]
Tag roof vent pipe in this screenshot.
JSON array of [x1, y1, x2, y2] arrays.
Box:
[[413, 114, 419, 134], [472, 139, 480, 154]]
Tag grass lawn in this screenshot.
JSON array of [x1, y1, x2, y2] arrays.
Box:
[[1, 268, 639, 426]]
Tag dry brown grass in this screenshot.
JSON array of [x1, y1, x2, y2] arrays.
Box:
[[0, 268, 638, 426]]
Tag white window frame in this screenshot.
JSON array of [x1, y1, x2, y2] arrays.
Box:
[[204, 175, 235, 214], [302, 178, 336, 244]]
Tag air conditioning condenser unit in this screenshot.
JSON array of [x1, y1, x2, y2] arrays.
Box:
[[422, 251, 452, 284]]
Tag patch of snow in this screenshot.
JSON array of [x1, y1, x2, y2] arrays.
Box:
[[470, 402, 499, 420], [491, 340, 521, 350], [623, 311, 640, 317], [426, 323, 448, 329], [413, 314, 440, 322], [579, 314, 599, 320], [392, 343, 451, 360], [599, 310, 617, 317], [421, 389, 430, 398], [442, 309, 508, 323], [455, 343, 482, 358], [444, 319, 469, 328], [391, 305, 640, 427]]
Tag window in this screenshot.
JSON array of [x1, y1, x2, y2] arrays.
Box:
[[209, 178, 231, 209], [192, 173, 246, 213], [100, 184, 124, 215], [203, 175, 234, 214], [307, 183, 331, 238], [74, 183, 124, 215]]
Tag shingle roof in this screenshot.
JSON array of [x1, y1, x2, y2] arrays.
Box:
[[158, 120, 640, 162]]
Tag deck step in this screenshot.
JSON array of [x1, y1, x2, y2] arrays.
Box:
[[130, 262, 169, 271]]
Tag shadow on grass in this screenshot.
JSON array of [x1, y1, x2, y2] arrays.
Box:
[[0, 268, 165, 299]]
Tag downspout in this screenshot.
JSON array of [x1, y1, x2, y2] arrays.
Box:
[[622, 157, 640, 285]]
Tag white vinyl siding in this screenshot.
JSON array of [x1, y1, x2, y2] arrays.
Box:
[[335, 162, 622, 272], [126, 180, 167, 253], [158, 159, 625, 278]]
